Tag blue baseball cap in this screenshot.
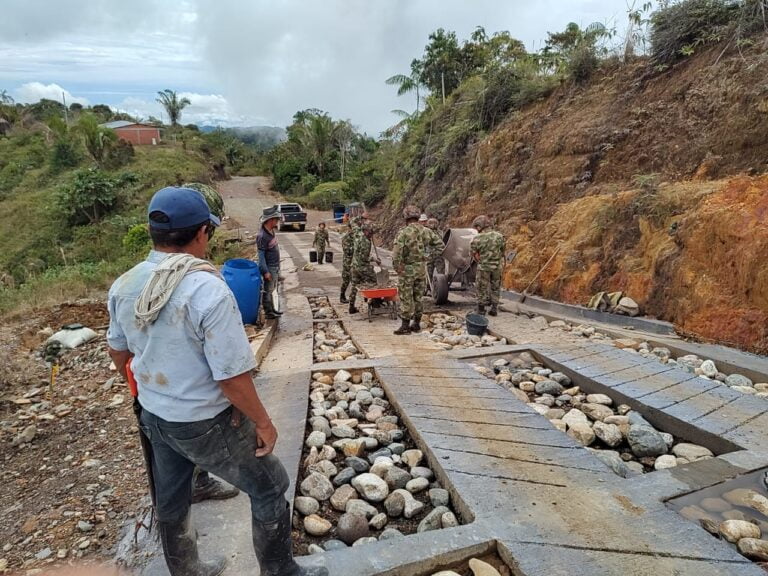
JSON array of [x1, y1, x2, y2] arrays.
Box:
[[148, 186, 221, 230]]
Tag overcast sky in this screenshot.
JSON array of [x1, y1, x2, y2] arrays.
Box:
[[0, 0, 634, 134]]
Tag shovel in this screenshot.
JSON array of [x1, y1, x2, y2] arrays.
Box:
[[520, 245, 561, 304]]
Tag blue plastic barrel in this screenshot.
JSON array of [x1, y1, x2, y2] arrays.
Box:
[[332, 203, 346, 223], [222, 259, 262, 324]]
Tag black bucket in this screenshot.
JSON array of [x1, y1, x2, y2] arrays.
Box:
[[465, 313, 488, 336], [325, 251, 334, 263], [309, 250, 317, 263]]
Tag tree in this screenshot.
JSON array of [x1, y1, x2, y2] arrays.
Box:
[[91, 104, 113, 120], [75, 113, 117, 165], [334, 120, 355, 181], [156, 89, 191, 126], [385, 70, 426, 113], [295, 111, 337, 179], [0, 90, 13, 105], [56, 168, 124, 225]]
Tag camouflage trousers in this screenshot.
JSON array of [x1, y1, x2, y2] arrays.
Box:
[[398, 270, 426, 320], [350, 266, 376, 305], [476, 268, 502, 308], [340, 259, 352, 295], [316, 243, 326, 264]]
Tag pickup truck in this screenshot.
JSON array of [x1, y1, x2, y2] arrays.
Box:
[[275, 203, 307, 231]]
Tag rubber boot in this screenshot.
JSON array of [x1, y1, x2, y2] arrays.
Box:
[[477, 305, 486, 316], [191, 472, 239, 504], [340, 291, 349, 304], [394, 318, 411, 335], [410, 315, 421, 333], [159, 515, 227, 576], [488, 306, 498, 317], [349, 302, 359, 314], [251, 504, 329, 576]]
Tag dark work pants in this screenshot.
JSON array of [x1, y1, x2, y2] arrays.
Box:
[[139, 406, 289, 526]]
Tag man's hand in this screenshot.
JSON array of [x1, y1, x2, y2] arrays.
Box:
[[254, 420, 278, 456]]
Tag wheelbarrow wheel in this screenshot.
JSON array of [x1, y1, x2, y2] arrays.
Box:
[[432, 273, 449, 305], [367, 303, 373, 322]]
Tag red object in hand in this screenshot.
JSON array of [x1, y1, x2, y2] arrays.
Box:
[[126, 359, 138, 398]]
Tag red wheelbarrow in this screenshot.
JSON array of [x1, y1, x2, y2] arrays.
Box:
[[359, 286, 399, 322]]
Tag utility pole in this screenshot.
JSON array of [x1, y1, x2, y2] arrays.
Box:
[[62, 91, 69, 126]]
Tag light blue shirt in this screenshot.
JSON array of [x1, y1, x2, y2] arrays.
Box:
[[107, 250, 256, 422]]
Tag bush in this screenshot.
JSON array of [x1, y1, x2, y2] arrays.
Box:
[[50, 137, 82, 171], [650, 0, 738, 65], [56, 168, 134, 226], [103, 139, 134, 170], [307, 181, 350, 210], [122, 223, 151, 255]]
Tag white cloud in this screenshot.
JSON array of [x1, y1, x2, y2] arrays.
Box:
[[14, 82, 88, 106], [116, 92, 263, 127]]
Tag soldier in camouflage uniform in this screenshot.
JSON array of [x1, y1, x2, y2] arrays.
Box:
[[392, 205, 427, 334], [348, 222, 378, 314], [422, 217, 445, 283], [312, 222, 330, 264], [470, 215, 506, 316], [339, 221, 355, 303]]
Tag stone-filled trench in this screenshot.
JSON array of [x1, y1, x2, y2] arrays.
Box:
[[291, 368, 461, 555], [467, 351, 722, 476]]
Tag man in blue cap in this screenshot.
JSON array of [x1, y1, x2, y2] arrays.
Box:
[[107, 187, 327, 576], [257, 206, 283, 320]]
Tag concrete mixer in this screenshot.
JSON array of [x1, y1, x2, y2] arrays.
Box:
[[430, 228, 478, 305]]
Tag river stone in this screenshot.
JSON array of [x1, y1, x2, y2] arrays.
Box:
[[700, 498, 731, 513], [330, 485, 358, 511], [653, 455, 677, 470], [308, 544, 325, 555], [562, 409, 589, 428], [309, 460, 337, 478], [334, 370, 352, 382], [370, 459, 394, 478], [401, 449, 424, 468], [604, 415, 629, 426], [331, 425, 356, 439], [672, 443, 713, 462], [301, 473, 334, 501], [625, 461, 645, 475], [332, 467, 357, 487], [379, 528, 404, 540], [323, 539, 348, 551], [410, 466, 434, 480], [699, 360, 718, 378], [352, 537, 378, 547], [352, 473, 389, 502], [725, 373, 753, 388], [369, 512, 388, 530], [345, 457, 369, 473], [585, 393, 613, 406], [589, 449, 631, 478], [551, 419, 567, 432], [336, 513, 370, 544], [384, 492, 405, 517], [737, 538, 768, 561], [311, 417, 332, 437], [368, 448, 392, 464], [528, 403, 550, 416], [342, 439, 366, 458], [294, 496, 320, 516], [627, 425, 668, 457], [722, 489, 768, 516], [520, 381, 536, 393], [545, 408, 565, 421], [304, 514, 332, 536], [722, 509, 750, 522], [660, 432, 674, 449], [469, 558, 502, 576], [384, 466, 411, 490], [346, 499, 378, 519], [509, 388, 530, 403], [592, 421, 622, 447], [549, 372, 571, 385], [441, 511, 459, 528], [388, 442, 405, 455], [305, 431, 327, 448], [534, 380, 564, 396], [680, 505, 717, 523], [567, 422, 595, 446], [417, 506, 450, 533], [405, 477, 429, 494], [429, 488, 450, 507], [719, 519, 760, 543]]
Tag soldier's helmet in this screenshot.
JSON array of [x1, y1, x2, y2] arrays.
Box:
[[472, 215, 489, 230], [427, 218, 438, 230], [403, 205, 421, 220]]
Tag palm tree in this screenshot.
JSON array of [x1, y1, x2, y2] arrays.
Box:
[[385, 70, 426, 113], [76, 113, 117, 165], [383, 109, 413, 140], [297, 113, 337, 179], [334, 120, 355, 181], [155, 89, 191, 126], [0, 89, 14, 105]]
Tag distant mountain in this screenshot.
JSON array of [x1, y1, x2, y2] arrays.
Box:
[[197, 125, 287, 150]]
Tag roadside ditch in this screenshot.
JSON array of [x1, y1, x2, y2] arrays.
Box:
[[310, 296, 365, 363], [292, 368, 464, 555]]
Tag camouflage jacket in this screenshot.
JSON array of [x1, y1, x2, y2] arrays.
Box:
[[470, 230, 505, 272], [392, 223, 427, 272], [422, 227, 445, 261], [341, 229, 355, 259], [313, 228, 329, 249], [352, 234, 373, 271]]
